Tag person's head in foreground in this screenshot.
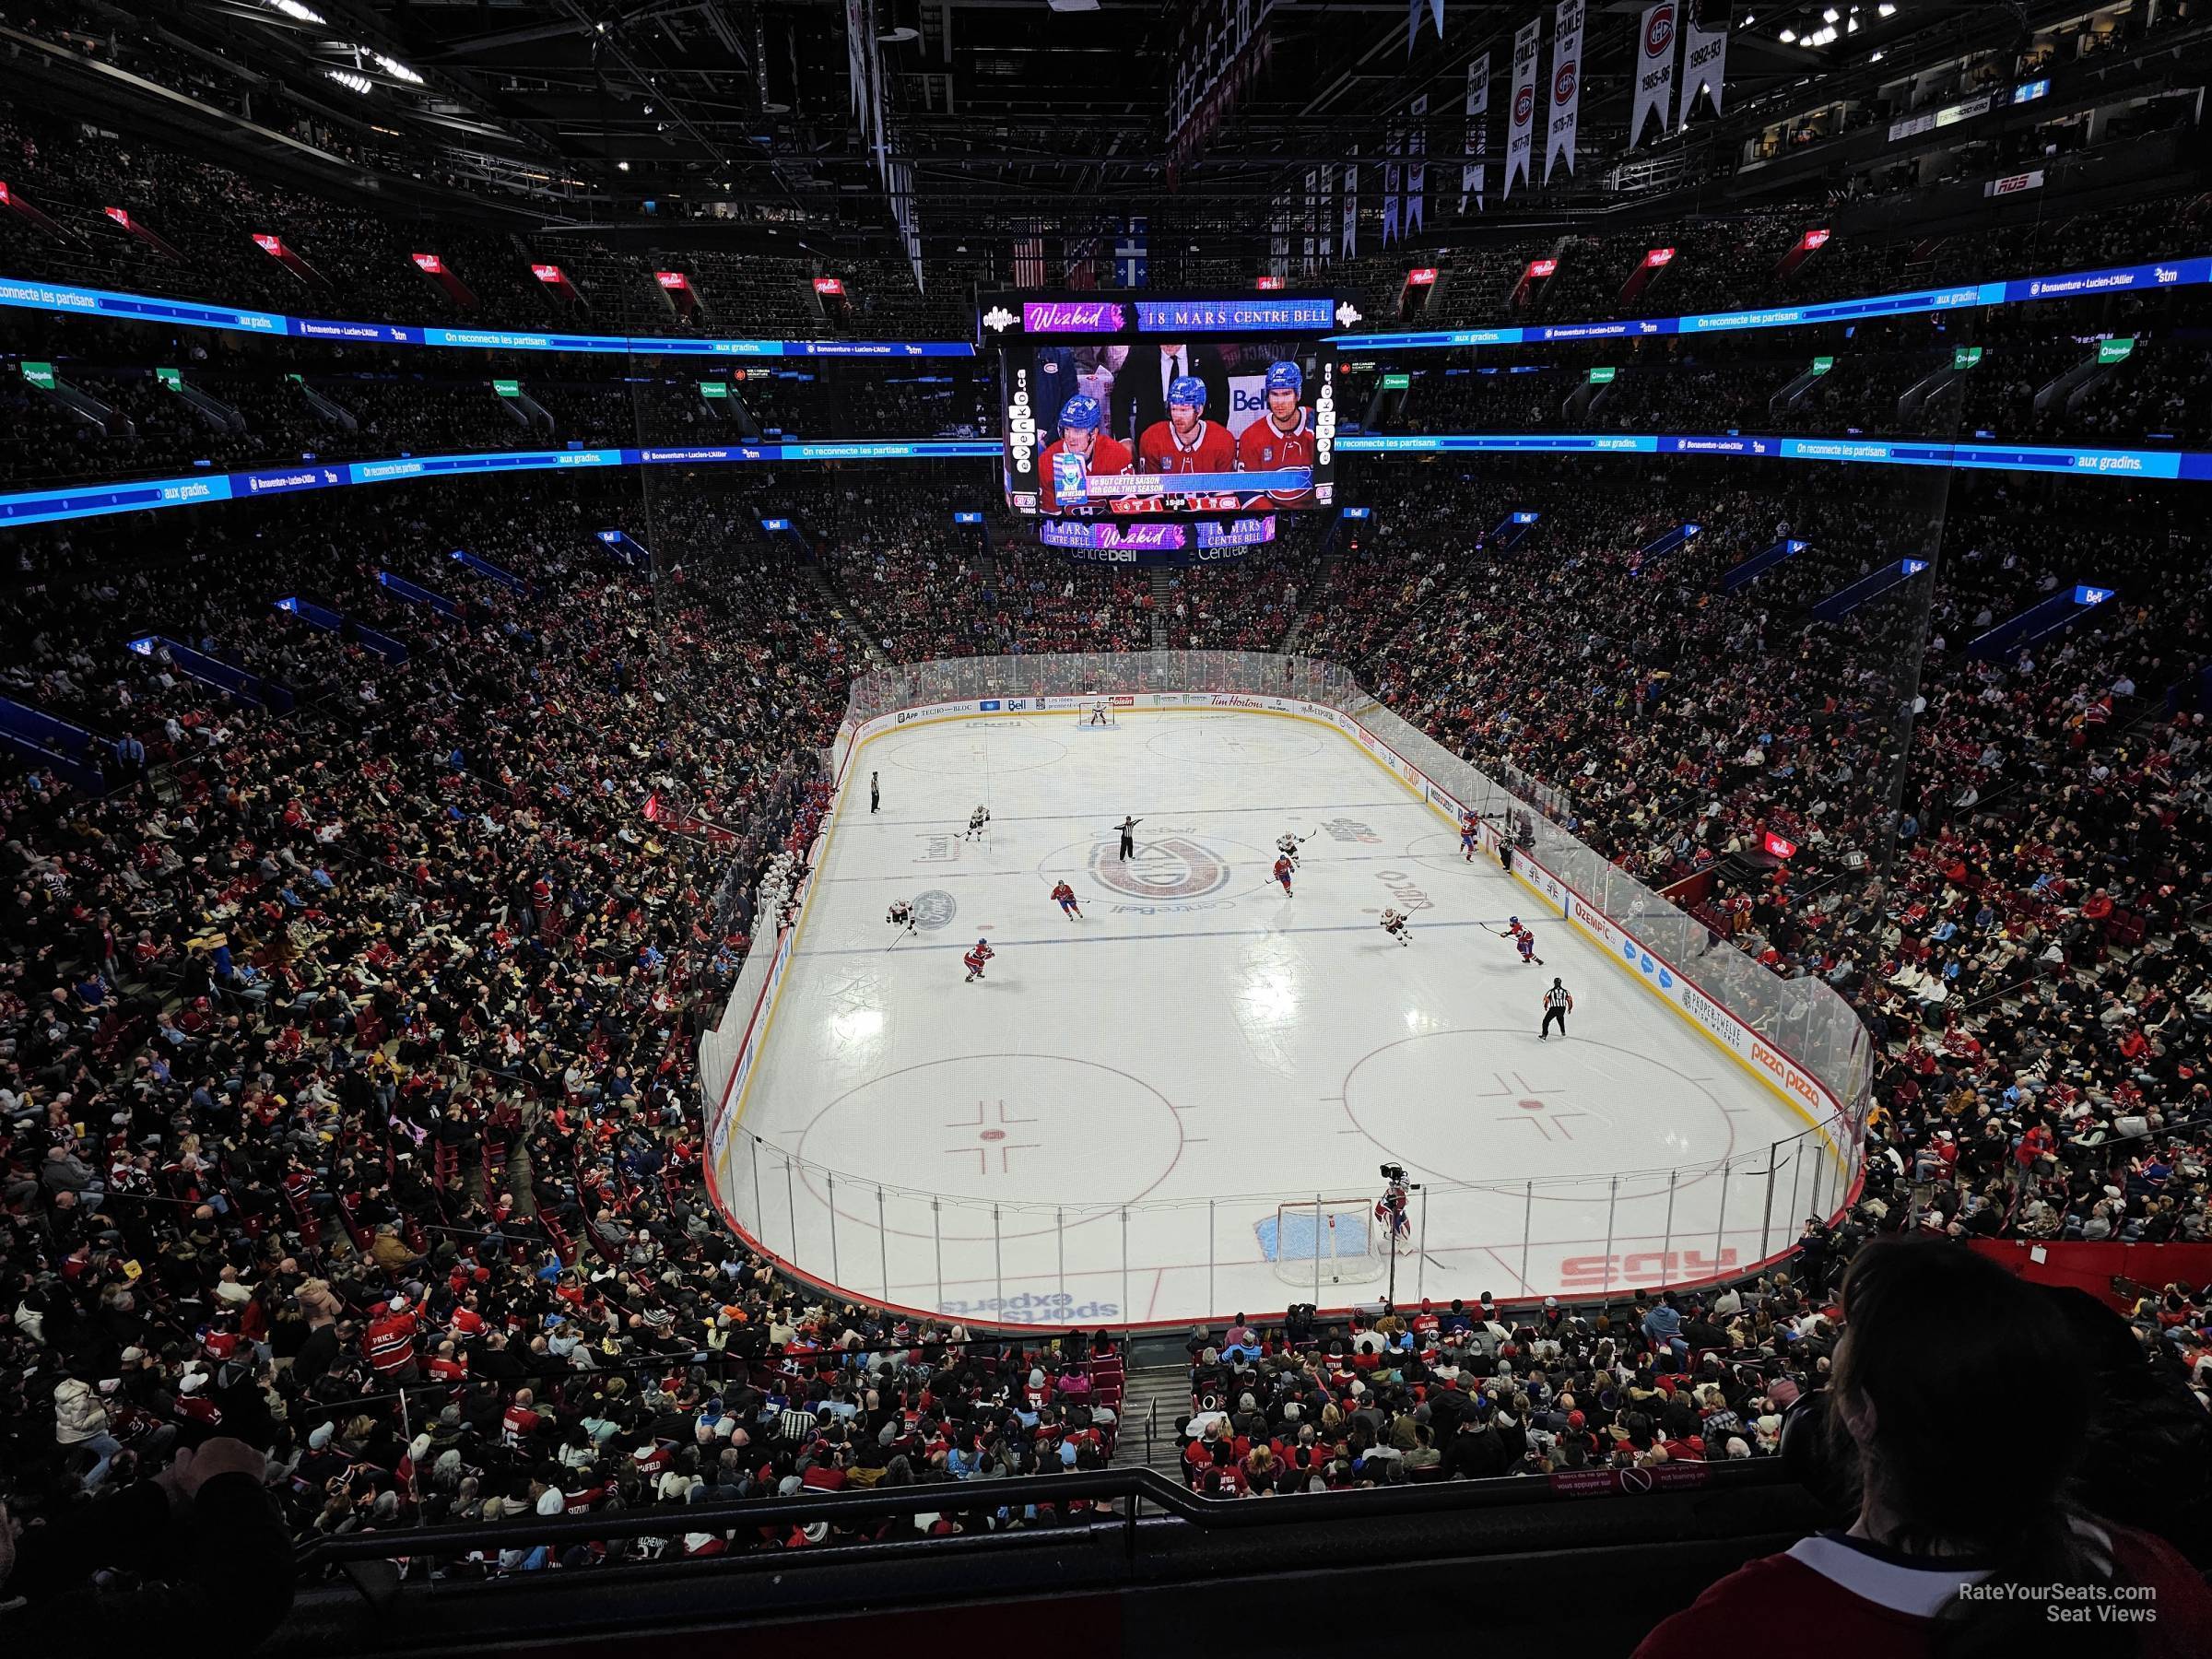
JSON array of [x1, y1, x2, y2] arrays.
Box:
[[1635, 1237, 2212, 1659]]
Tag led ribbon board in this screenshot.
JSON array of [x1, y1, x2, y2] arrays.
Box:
[[1327, 256, 2212, 349], [1, 434, 2203, 531], [5, 256, 2208, 359], [0, 275, 975, 358]]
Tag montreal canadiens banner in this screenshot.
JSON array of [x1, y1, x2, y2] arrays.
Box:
[[1681, 10, 1728, 116], [1505, 17, 1540, 198], [1630, 2, 1677, 147], [1546, 0, 1584, 183], [1462, 52, 1489, 213], [1342, 148, 1359, 259]]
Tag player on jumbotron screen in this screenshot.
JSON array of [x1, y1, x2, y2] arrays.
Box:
[[1235, 359, 1316, 506], [1136, 376, 1235, 477], [1038, 394, 1132, 512]]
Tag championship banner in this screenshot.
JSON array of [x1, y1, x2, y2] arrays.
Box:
[[1630, 2, 1677, 147], [1505, 18, 1540, 199], [1382, 127, 1402, 247], [1407, 0, 1446, 51], [1317, 164, 1334, 268], [1271, 193, 1290, 281], [1406, 93, 1429, 236], [1681, 10, 1727, 117], [1341, 147, 1359, 259], [1546, 0, 1584, 183], [865, 0, 887, 181], [1461, 53, 1489, 212], [846, 0, 866, 124]]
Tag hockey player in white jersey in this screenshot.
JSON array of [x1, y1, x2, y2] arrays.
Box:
[[965, 805, 992, 843]]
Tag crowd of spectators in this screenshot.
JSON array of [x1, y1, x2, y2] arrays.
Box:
[[1173, 1282, 1847, 1494], [0, 477, 1133, 1588], [1297, 458, 2212, 1281], [4, 94, 2212, 1613], [1359, 295, 2212, 449], [0, 344, 993, 488]]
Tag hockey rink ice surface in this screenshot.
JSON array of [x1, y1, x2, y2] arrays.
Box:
[[729, 707, 1831, 1325]]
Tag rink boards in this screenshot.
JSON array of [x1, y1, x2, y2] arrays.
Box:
[[700, 689, 1858, 1327]]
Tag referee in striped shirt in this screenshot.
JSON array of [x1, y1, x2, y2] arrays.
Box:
[[1540, 978, 1573, 1041]]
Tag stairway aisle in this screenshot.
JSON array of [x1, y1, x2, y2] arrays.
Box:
[[1117, 1363, 1193, 1480]]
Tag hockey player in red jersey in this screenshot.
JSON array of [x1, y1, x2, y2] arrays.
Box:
[[1234, 360, 1317, 505], [1272, 854, 1295, 897], [1137, 376, 1235, 477], [1051, 880, 1082, 919], [1038, 394, 1132, 512], [1504, 916, 1544, 966], [963, 937, 995, 982], [1461, 811, 1482, 862]]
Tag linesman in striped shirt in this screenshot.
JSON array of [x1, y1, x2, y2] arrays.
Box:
[[1540, 979, 1573, 1041]]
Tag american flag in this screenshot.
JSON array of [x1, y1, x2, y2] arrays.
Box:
[[1114, 217, 1147, 288], [1013, 227, 1045, 289]]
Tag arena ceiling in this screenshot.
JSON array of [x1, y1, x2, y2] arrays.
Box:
[[153, 1, 2010, 256]]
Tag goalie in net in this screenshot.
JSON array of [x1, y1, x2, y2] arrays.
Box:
[[1077, 697, 1117, 727], [1273, 1177, 1407, 1292]]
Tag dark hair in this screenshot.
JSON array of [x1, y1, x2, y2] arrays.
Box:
[[1830, 1238, 2136, 1659]]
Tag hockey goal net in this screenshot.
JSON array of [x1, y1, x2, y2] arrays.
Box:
[[1074, 700, 1118, 727], [1271, 1198, 1394, 1292]]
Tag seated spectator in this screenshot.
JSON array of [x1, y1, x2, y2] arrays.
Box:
[[1635, 1240, 2212, 1657]]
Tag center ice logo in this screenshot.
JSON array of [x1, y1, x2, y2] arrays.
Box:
[[1089, 836, 1230, 900]]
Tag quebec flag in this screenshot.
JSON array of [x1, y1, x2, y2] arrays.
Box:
[[1115, 218, 1148, 288]]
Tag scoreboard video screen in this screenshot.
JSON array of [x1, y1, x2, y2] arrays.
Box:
[[981, 291, 1342, 516]]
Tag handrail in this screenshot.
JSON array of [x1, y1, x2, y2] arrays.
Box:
[[292, 1460, 1803, 1567]]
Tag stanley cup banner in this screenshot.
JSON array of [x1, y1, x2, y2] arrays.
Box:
[[1504, 17, 1540, 199], [1270, 192, 1289, 281], [1681, 10, 1729, 116], [1406, 92, 1429, 236], [1382, 126, 1402, 248], [1461, 52, 1489, 212], [1317, 162, 1335, 267], [1630, 2, 1678, 147], [1342, 147, 1359, 259], [1546, 0, 1584, 183]]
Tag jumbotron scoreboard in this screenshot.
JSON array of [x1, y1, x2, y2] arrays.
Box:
[[980, 291, 1345, 521]]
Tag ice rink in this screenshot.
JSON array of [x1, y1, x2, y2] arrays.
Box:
[[723, 706, 1838, 1326]]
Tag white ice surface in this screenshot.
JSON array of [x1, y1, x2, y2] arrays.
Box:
[[723, 708, 1834, 1326]]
